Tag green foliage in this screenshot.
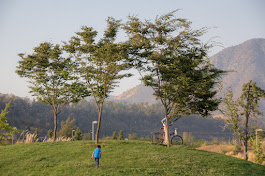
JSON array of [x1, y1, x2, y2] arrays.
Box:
[[58, 118, 76, 138], [47, 129, 53, 139], [1, 141, 265, 175], [73, 127, 82, 141], [124, 11, 224, 118], [222, 80, 265, 160], [34, 128, 39, 140], [222, 87, 241, 142], [112, 131, 117, 140], [16, 42, 89, 141], [128, 133, 137, 140], [64, 17, 132, 144], [124, 11, 225, 147], [0, 99, 20, 144], [0, 96, 233, 141], [118, 130, 124, 140], [254, 137, 265, 164]]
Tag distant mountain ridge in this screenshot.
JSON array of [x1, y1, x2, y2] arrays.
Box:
[[113, 38, 265, 105], [210, 38, 265, 98], [112, 84, 158, 104]]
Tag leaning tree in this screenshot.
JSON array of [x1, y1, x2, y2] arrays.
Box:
[[124, 11, 225, 147], [16, 43, 89, 141], [63, 17, 131, 144]]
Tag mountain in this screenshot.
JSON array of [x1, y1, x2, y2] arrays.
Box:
[[112, 84, 158, 104], [114, 38, 265, 105], [210, 38, 265, 98]]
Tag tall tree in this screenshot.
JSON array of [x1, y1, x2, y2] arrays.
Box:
[[124, 11, 224, 147], [16, 43, 89, 141], [63, 17, 131, 144], [222, 80, 265, 160]]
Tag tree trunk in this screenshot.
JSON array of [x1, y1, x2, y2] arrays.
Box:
[[243, 138, 248, 160], [95, 103, 103, 144], [163, 123, 170, 147], [53, 111, 57, 142], [243, 80, 251, 160]]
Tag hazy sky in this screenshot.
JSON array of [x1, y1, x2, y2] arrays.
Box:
[[0, 0, 265, 98]]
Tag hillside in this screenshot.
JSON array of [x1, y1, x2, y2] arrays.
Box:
[[210, 38, 265, 98], [1, 141, 265, 175]]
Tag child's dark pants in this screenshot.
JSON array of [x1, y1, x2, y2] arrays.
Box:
[[95, 158, 99, 167]]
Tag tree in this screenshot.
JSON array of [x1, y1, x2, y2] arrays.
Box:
[[0, 99, 20, 144], [222, 80, 265, 160], [58, 118, 76, 138], [47, 129, 53, 139], [118, 130, 124, 140], [124, 11, 224, 147], [73, 127, 83, 141], [16, 42, 89, 141], [112, 131, 117, 140], [34, 128, 39, 141], [63, 17, 131, 144]]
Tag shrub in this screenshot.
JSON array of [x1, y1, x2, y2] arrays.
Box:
[[112, 131, 117, 140], [118, 130, 124, 140], [128, 133, 137, 140], [212, 137, 219, 145], [34, 128, 39, 141], [47, 129, 53, 138], [233, 144, 241, 155], [73, 127, 82, 141], [183, 132, 194, 144], [82, 133, 90, 140], [254, 138, 265, 164], [58, 118, 76, 138]]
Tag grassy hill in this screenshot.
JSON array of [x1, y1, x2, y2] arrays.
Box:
[[0, 141, 265, 176]]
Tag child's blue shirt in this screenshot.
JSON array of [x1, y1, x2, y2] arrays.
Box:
[[93, 148, 101, 158]]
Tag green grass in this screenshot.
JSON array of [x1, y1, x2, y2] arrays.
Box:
[[0, 140, 265, 176]]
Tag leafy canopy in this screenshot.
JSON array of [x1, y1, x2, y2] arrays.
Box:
[[124, 10, 224, 118], [16, 42, 89, 107]]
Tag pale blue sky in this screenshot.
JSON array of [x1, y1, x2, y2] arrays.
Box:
[[0, 0, 265, 98]]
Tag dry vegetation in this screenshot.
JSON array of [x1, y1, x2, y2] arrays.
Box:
[[197, 140, 265, 165]]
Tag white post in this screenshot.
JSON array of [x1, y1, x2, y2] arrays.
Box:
[[72, 130, 75, 141], [12, 127, 17, 145], [92, 121, 97, 141], [256, 129, 263, 146]]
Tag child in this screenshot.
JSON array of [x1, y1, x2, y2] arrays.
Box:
[[92, 145, 102, 168]]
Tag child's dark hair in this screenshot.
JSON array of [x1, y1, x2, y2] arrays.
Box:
[[97, 145, 101, 148]]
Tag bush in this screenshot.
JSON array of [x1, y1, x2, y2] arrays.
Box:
[[212, 137, 219, 145], [112, 131, 117, 140], [183, 132, 194, 144], [233, 144, 241, 155], [118, 130, 124, 140], [73, 127, 82, 141], [128, 133, 137, 140], [58, 118, 76, 138], [254, 138, 265, 164], [47, 129, 53, 138], [34, 128, 39, 141], [82, 133, 90, 140]]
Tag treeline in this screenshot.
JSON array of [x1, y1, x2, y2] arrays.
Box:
[[0, 94, 232, 140]]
